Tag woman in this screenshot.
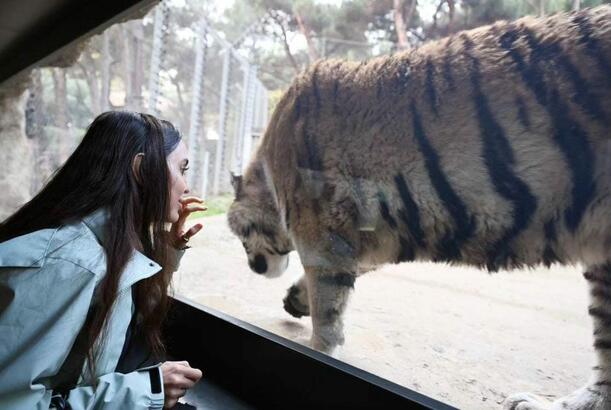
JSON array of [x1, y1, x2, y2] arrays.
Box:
[[0, 111, 205, 409]]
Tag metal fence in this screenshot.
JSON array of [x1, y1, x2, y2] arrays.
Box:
[[26, 0, 268, 198]]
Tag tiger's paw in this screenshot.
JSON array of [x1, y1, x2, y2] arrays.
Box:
[[283, 283, 310, 318], [504, 386, 610, 410]]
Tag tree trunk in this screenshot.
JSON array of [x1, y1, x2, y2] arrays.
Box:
[[52, 68, 70, 165], [174, 80, 188, 131], [294, 11, 319, 62], [573, 0, 580, 11], [123, 21, 145, 111], [447, 0, 455, 31], [26, 69, 46, 193], [100, 29, 112, 112], [394, 0, 409, 50], [79, 55, 101, 115], [0, 75, 34, 218], [269, 12, 301, 73]]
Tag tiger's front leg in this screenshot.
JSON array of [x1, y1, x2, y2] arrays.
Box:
[[305, 267, 356, 354], [505, 263, 611, 410]]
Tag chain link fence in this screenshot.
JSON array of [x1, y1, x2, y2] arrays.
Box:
[[25, 0, 268, 200]]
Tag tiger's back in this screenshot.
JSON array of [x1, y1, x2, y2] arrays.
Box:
[[228, 8, 611, 408], [259, 6, 611, 273]]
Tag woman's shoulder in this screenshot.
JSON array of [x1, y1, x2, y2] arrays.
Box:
[[0, 218, 106, 276]]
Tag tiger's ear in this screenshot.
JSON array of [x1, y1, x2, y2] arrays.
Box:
[[231, 172, 243, 200]]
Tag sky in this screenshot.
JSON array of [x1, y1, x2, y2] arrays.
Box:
[[207, 0, 442, 23], [167, 0, 446, 53]]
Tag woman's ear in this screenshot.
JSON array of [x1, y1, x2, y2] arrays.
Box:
[[132, 153, 145, 184]]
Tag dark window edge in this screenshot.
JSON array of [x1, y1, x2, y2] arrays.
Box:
[[0, 0, 158, 85], [165, 294, 458, 410]]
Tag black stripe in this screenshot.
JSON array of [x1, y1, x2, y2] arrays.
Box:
[[462, 33, 538, 271], [285, 202, 291, 230], [393, 59, 411, 92], [321, 182, 336, 202], [327, 229, 357, 257], [410, 102, 475, 262], [320, 273, 356, 288], [573, 12, 611, 88], [325, 308, 341, 321], [397, 236, 415, 262], [442, 37, 456, 91], [589, 306, 611, 326], [332, 79, 340, 114], [542, 219, 560, 267], [591, 286, 611, 302], [425, 58, 439, 116], [377, 191, 417, 263], [311, 63, 322, 116], [499, 26, 547, 107], [584, 271, 611, 288], [549, 88, 596, 232], [377, 192, 398, 229], [394, 174, 426, 249], [331, 61, 343, 115], [594, 339, 611, 350], [516, 96, 531, 129], [295, 93, 324, 172], [594, 380, 611, 387], [522, 29, 606, 124], [499, 26, 595, 233], [293, 86, 302, 120]]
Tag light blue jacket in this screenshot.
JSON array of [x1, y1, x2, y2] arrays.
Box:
[[0, 209, 181, 409]]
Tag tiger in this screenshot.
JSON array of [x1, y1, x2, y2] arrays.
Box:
[[227, 6, 611, 409]]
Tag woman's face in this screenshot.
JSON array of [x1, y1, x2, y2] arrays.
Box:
[[166, 140, 190, 223]]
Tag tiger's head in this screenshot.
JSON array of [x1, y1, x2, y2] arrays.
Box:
[[227, 171, 293, 278]]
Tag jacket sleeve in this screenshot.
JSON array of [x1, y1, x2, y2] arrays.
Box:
[[62, 365, 164, 409], [0, 259, 164, 410]]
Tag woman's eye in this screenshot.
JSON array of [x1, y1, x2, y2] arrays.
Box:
[[181, 166, 189, 175]]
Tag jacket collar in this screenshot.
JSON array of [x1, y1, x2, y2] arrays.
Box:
[[82, 207, 108, 244], [0, 209, 162, 290]]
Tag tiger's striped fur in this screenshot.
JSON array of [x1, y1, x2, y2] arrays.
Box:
[[227, 6, 611, 409]]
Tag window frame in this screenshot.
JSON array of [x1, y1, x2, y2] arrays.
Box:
[[165, 295, 457, 410]]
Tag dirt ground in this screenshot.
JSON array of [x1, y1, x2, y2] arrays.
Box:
[[173, 214, 593, 410]]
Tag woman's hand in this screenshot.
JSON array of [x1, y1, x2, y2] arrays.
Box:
[[170, 196, 206, 249], [160, 361, 203, 409]]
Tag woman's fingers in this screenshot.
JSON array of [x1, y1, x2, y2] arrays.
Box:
[[164, 397, 178, 409], [162, 360, 203, 385], [179, 365, 203, 382], [165, 373, 197, 389], [179, 196, 205, 206], [182, 203, 207, 214], [161, 361, 203, 408], [172, 203, 206, 234], [184, 224, 203, 239]]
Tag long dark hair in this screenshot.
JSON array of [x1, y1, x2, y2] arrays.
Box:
[[0, 111, 182, 374]]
